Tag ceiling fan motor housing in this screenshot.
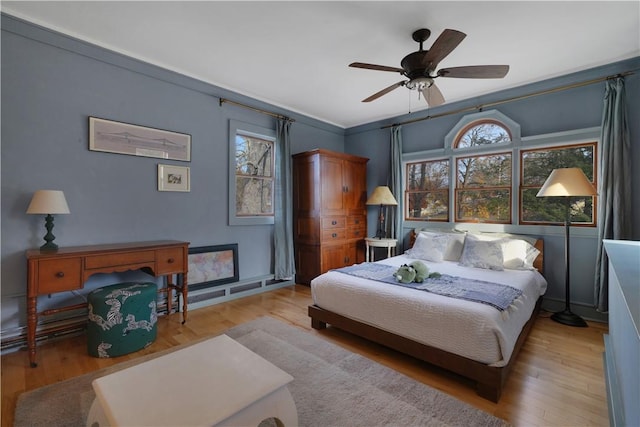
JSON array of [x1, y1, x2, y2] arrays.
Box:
[[401, 51, 434, 81]]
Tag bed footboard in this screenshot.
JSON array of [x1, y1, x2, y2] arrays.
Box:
[[308, 297, 542, 402]]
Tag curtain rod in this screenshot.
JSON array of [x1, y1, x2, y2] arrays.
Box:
[[381, 70, 636, 130], [219, 98, 294, 122]]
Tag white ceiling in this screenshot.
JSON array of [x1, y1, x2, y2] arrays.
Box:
[[3, 1, 639, 128]]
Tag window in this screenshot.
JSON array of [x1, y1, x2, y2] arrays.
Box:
[[456, 120, 512, 148], [520, 142, 597, 225], [452, 118, 513, 223], [229, 120, 276, 225], [403, 110, 599, 229], [405, 159, 449, 221], [455, 152, 512, 223]]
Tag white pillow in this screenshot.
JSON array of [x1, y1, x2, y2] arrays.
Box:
[[459, 235, 504, 271], [406, 233, 449, 262], [500, 238, 540, 270], [467, 233, 540, 270], [417, 231, 466, 261]]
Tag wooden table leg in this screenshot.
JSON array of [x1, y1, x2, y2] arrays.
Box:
[[166, 275, 173, 315], [181, 274, 188, 324], [27, 296, 37, 367]]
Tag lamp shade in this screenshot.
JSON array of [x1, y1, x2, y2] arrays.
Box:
[[536, 168, 596, 197], [366, 186, 398, 206], [26, 190, 70, 214]]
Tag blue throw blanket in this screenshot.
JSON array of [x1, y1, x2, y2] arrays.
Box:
[[332, 263, 522, 311]]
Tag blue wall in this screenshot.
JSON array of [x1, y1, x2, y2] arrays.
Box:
[[345, 57, 640, 320], [2, 13, 638, 334], [0, 14, 345, 333]]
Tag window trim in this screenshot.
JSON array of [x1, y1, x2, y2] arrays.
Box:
[[401, 109, 601, 237], [444, 109, 520, 154], [454, 150, 513, 224], [405, 158, 450, 222], [228, 120, 276, 226], [519, 141, 598, 226]]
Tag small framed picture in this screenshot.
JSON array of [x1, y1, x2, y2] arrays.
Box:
[[158, 164, 190, 192]]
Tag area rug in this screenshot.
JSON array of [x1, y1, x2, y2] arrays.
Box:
[[15, 316, 509, 427]]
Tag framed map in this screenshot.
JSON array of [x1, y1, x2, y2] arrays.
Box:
[[185, 244, 239, 290]]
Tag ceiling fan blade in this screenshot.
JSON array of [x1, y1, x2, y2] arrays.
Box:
[[422, 83, 445, 107], [362, 81, 406, 102], [438, 65, 510, 79], [422, 29, 466, 69], [349, 62, 405, 73]]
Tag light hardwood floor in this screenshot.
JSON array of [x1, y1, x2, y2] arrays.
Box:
[[1, 284, 609, 427]]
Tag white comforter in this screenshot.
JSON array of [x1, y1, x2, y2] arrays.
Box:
[[311, 255, 547, 367]]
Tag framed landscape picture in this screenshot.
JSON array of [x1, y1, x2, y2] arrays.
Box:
[[89, 116, 191, 161]]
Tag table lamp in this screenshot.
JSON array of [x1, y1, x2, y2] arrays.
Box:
[[26, 190, 70, 251], [366, 186, 398, 239], [536, 168, 596, 327]]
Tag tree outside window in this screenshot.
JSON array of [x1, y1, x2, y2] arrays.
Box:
[[235, 133, 274, 217], [456, 120, 511, 148], [453, 120, 512, 223], [520, 143, 596, 225], [455, 152, 512, 223], [406, 159, 449, 221]]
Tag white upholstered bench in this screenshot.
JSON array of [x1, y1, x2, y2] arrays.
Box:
[[86, 334, 297, 426]]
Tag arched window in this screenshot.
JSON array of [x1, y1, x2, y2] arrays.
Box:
[[449, 112, 516, 224], [455, 120, 511, 148]]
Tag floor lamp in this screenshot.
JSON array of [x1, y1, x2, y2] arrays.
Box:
[[536, 168, 597, 327], [366, 186, 398, 239]]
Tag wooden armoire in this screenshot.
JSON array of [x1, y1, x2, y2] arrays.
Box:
[[292, 149, 368, 284]]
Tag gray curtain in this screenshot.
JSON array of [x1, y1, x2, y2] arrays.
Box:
[[387, 126, 403, 243], [274, 119, 296, 280], [594, 77, 631, 312]]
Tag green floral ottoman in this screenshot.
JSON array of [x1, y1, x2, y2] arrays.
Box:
[[87, 282, 158, 358]]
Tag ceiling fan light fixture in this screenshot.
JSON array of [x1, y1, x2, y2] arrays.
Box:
[[405, 77, 433, 91]]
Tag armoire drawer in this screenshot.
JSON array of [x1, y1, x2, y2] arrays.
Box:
[[321, 217, 346, 230], [321, 229, 346, 242]]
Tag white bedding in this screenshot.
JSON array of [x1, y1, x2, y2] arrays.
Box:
[[311, 254, 547, 367]]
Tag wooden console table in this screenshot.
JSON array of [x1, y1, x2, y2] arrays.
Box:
[[26, 240, 189, 367]]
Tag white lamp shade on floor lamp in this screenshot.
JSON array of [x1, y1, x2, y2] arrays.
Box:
[[536, 168, 597, 198], [536, 168, 596, 327]]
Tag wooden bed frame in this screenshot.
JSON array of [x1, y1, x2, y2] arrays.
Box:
[[308, 233, 544, 402]]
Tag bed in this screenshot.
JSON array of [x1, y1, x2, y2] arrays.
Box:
[[308, 229, 547, 402]]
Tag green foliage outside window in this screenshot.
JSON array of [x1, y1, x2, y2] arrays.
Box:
[[520, 143, 596, 224], [456, 153, 512, 223]]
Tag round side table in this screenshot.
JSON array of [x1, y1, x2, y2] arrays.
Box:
[[365, 237, 398, 262]]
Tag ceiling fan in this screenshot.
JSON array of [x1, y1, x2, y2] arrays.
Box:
[[350, 28, 509, 107]]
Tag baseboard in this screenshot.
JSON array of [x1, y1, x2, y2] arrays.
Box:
[[187, 276, 294, 310], [541, 297, 608, 323], [1, 276, 294, 355]]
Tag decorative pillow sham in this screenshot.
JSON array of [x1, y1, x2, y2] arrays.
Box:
[[459, 234, 504, 271], [416, 230, 466, 261], [466, 232, 540, 270], [405, 233, 450, 262]]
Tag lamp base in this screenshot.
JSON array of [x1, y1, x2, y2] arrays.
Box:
[[551, 309, 588, 327], [40, 241, 59, 251]]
